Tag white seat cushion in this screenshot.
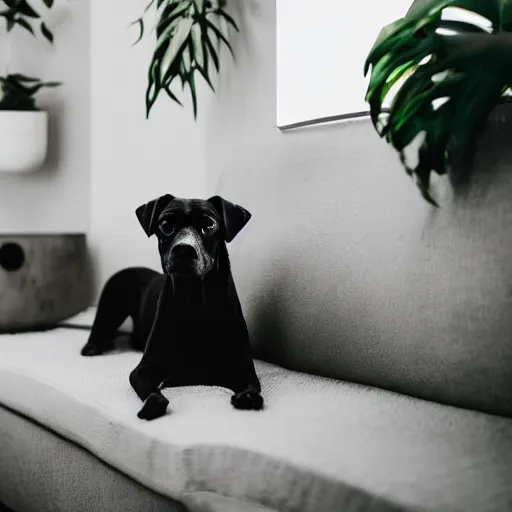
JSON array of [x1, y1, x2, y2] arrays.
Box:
[[1, 318, 512, 512]]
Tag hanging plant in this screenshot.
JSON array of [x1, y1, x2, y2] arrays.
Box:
[[0, 0, 61, 112], [132, 0, 238, 119], [1, 0, 56, 42], [364, 0, 512, 205]]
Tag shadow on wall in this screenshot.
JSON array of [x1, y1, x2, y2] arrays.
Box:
[[229, 0, 262, 55], [249, 272, 289, 366], [41, 105, 64, 179], [449, 108, 510, 200]]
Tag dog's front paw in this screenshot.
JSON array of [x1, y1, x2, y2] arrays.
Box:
[[81, 343, 108, 356], [231, 388, 264, 411], [137, 392, 169, 420]]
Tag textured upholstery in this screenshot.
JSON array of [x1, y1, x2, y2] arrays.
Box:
[[0, 405, 185, 512], [1, 327, 512, 512], [212, 108, 512, 418]]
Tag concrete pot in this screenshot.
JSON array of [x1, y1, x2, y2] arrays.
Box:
[[0, 234, 92, 333], [0, 111, 48, 173]]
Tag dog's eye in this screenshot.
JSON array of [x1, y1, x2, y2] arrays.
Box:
[[201, 217, 216, 236], [159, 220, 175, 237]]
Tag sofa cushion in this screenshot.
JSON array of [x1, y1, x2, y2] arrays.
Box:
[[0, 405, 185, 512], [0, 324, 511, 512]]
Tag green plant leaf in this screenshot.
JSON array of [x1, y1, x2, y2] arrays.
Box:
[[183, 41, 192, 71], [206, 16, 233, 56], [179, 59, 187, 89], [17, 17, 35, 35], [187, 71, 198, 118], [24, 83, 54, 95], [0, 74, 60, 111], [201, 37, 210, 75], [6, 0, 40, 18], [131, 0, 161, 46], [364, 0, 512, 203], [154, 6, 191, 53], [2, 0, 59, 43], [157, 2, 190, 31], [365, 4, 446, 77], [160, 17, 194, 83], [144, 0, 157, 13], [191, 23, 204, 68], [40, 21, 53, 43], [156, 1, 191, 38], [192, 0, 204, 12], [213, 9, 239, 31], [146, 59, 162, 117], [141, 0, 238, 118], [164, 83, 183, 105], [9, 73, 40, 82], [197, 65, 215, 91], [38, 81, 61, 87], [406, 0, 508, 27], [131, 18, 144, 46], [205, 33, 219, 71]]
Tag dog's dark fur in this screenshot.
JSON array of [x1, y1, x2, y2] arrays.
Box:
[[81, 194, 263, 421]]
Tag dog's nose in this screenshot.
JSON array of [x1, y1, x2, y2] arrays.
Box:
[[171, 244, 198, 260]]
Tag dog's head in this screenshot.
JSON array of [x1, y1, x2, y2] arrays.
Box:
[[135, 194, 251, 278]]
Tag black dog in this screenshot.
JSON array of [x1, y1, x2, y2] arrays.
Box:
[[80, 194, 263, 420]]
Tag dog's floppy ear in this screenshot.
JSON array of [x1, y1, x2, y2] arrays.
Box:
[[208, 195, 252, 243], [135, 194, 175, 237]]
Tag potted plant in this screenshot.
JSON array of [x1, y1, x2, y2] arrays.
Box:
[[364, 0, 512, 205], [0, 0, 60, 173], [132, 0, 238, 119]]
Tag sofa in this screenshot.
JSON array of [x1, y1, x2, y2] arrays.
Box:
[[1, 114, 512, 512]]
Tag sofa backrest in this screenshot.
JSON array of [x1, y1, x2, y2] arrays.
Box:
[[214, 111, 512, 419]]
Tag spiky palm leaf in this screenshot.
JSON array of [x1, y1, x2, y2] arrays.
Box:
[[364, 0, 512, 205], [133, 0, 238, 119], [0, 0, 56, 43]]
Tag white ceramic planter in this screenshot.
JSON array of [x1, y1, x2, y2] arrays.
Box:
[[0, 111, 48, 173]]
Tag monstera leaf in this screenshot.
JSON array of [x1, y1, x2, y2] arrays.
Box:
[[364, 0, 512, 205], [133, 0, 238, 119]]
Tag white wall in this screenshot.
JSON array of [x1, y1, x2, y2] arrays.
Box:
[[0, 0, 90, 234], [276, 0, 412, 127], [89, 0, 209, 299]]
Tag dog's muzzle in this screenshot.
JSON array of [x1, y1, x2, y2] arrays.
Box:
[[165, 228, 213, 277], [171, 244, 198, 261]]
